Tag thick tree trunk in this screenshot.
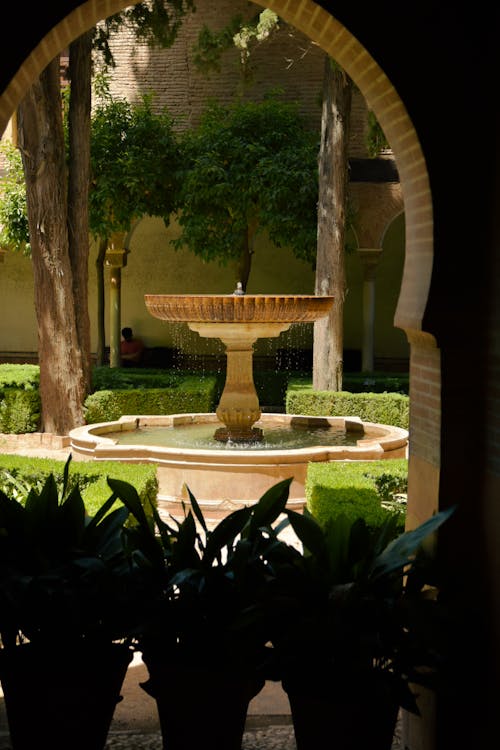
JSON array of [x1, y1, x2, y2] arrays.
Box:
[[17, 58, 87, 434], [313, 57, 352, 391], [68, 31, 92, 391]]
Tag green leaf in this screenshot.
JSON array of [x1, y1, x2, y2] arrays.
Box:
[[371, 506, 455, 580], [204, 506, 253, 565], [185, 484, 207, 533], [247, 477, 291, 535], [285, 508, 325, 557]]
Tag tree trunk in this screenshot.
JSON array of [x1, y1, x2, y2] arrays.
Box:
[[17, 58, 87, 434], [236, 221, 256, 292], [68, 31, 93, 392], [313, 57, 352, 391], [95, 237, 108, 367]]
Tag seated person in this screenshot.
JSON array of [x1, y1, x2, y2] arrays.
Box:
[[120, 327, 145, 366]]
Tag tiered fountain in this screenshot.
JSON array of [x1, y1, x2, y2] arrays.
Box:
[[69, 290, 408, 517]]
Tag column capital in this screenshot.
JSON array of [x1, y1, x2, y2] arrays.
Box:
[[358, 247, 383, 280], [105, 248, 128, 268]]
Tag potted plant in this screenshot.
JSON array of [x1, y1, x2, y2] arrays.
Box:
[[0, 456, 145, 750], [109, 475, 293, 750], [258, 501, 455, 750]]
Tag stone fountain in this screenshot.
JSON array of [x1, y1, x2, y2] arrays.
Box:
[[69, 290, 408, 516], [144, 291, 335, 442]]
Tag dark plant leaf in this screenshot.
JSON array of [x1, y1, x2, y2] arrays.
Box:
[[185, 484, 207, 533], [203, 506, 253, 565], [247, 477, 291, 535], [371, 506, 455, 580], [285, 508, 325, 558]]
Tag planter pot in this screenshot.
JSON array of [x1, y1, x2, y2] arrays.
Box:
[[0, 641, 133, 750], [141, 662, 265, 750], [283, 680, 399, 750]]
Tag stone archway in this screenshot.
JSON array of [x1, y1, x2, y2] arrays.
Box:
[[0, 3, 440, 748], [0, 0, 440, 511], [0, 0, 440, 517]]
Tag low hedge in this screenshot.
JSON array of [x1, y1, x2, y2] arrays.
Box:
[[0, 364, 41, 433], [84, 375, 218, 423], [91, 366, 179, 391], [286, 384, 409, 430], [306, 459, 408, 532], [0, 454, 158, 519]]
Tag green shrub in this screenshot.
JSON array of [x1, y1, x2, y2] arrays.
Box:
[[0, 365, 41, 433], [0, 454, 158, 519], [0, 364, 40, 389], [286, 385, 409, 429], [84, 375, 218, 423], [306, 459, 407, 532], [254, 370, 289, 407], [91, 366, 179, 391], [287, 372, 409, 395], [0, 388, 41, 433]]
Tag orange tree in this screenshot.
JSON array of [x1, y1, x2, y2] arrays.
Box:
[[90, 90, 182, 364], [174, 95, 318, 292]]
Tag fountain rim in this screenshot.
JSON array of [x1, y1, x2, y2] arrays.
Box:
[[143, 293, 335, 323], [69, 413, 408, 465]]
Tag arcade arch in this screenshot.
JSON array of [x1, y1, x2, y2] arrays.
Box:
[[0, 0, 439, 527]]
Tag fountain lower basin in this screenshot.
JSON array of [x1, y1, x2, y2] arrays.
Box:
[[69, 413, 408, 517]]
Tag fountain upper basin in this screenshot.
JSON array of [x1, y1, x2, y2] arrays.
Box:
[[69, 413, 408, 517], [144, 293, 334, 323]]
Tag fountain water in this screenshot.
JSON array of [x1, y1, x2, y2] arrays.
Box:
[[69, 291, 408, 517], [144, 292, 335, 442]]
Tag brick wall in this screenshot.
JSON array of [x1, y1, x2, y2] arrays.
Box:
[[104, 0, 372, 157]]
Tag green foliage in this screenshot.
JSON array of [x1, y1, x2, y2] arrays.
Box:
[[90, 92, 182, 238], [110, 476, 293, 672], [232, 9, 280, 64], [91, 366, 179, 392], [286, 386, 409, 430], [0, 366, 41, 432], [0, 364, 39, 390], [0, 389, 40, 433], [193, 15, 245, 73], [174, 95, 318, 283], [0, 454, 158, 519], [193, 10, 279, 74], [84, 376, 218, 423], [305, 460, 408, 532], [0, 141, 30, 254], [93, 1, 196, 69], [0, 456, 147, 649], [264, 498, 455, 713], [366, 110, 390, 157], [120, 0, 196, 49]]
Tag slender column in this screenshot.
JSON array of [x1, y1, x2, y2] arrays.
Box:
[[189, 321, 290, 441], [358, 248, 383, 372], [105, 232, 128, 368], [108, 266, 121, 367]]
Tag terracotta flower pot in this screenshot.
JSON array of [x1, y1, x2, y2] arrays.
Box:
[[283, 679, 399, 750], [0, 641, 133, 750], [141, 662, 265, 750]]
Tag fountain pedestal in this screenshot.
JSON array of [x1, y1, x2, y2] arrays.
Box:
[[189, 322, 291, 441], [144, 293, 335, 443]]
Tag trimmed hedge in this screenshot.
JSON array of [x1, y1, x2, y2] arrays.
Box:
[[286, 384, 409, 429], [91, 366, 179, 391], [84, 376, 218, 423], [0, 454, 158, 519], [0, 364, 41, 433], [306, 459, 408, 532]]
